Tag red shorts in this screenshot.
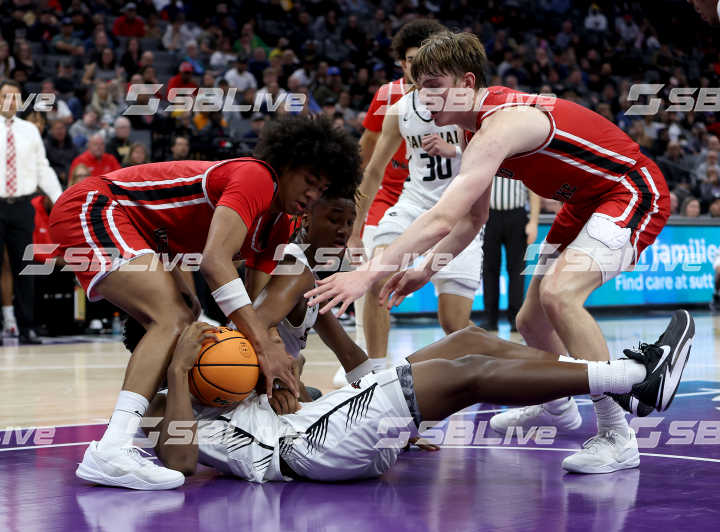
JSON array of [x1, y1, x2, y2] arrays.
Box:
[[545, 160, 670, 264], [49, 177, 155, 301]]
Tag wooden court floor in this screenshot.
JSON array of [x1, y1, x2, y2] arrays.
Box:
[[1, 311, 718, 428]]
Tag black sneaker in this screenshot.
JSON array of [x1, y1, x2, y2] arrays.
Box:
[[608, 392, 654, 417], [624, 310, 694, 412]]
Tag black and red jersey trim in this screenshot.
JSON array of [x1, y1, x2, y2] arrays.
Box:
[[546, 138, 634, 176]]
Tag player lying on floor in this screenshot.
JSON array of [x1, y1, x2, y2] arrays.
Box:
[[140, 309, 692, 484]]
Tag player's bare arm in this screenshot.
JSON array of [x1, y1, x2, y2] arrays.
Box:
[[150, 322, 219, 476], [201, 206, 299, 398], [313, 310, 369, 375], [350, 104, 404, 253], [526, 190, 541, 245], [252, 255, 316, 329], [306, 105, 550, 315]]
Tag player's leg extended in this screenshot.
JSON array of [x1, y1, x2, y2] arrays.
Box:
[[407, 325, 557, 365], [409, 355, 642, 426]]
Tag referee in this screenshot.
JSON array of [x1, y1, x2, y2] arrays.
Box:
[[481, 174, 540, 331], [1, 80, 62, 344]]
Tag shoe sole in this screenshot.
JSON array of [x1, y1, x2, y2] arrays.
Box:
[[659, 310, 695, 411], [562, 454, 640, 474], [562, 441, 641, 474]]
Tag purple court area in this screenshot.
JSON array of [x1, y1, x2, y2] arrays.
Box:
[[2, 381, 719, 532]]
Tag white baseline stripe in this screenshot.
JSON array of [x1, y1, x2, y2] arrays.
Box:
[[431, 445, 720, 463], [0, 441, 92, 453], [555, 129, 637, 165], [117, 198, 207, 210], [110, 174, 203, 187]]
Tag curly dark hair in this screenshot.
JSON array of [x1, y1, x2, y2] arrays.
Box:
[[391, 18, 447, 60], [253, 114, 361, 199]]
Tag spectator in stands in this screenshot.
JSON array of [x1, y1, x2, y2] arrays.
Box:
[[68, 163, 91, 187], [69, 109, 104, 148], [112, 3, 146, 38], [669, 191, 680, 216], [0, 40, 16, 79], [162, 12, 195, 52], [122, 143, 149, 166], [657, 140, 693, 189], [210, 36, 237, 70], [681, 196, 701, 217], [94, 48, 120, 82], [42, 80, 74, 126], [181, 40, 205, 75], [69, 133, 121, 177], [695, 150, 720, 183], [120, 38, 143, 77], [169, 135, 190, 160], [90, 81, 120, 122], [54, 60, 77, 97], [166, 62, 198, 99], [699, 167, 720, 206], [45, 120, 79, 186], [52, 17, 84, 56], [224, 56, 257, 92], [106, 116, 133, 163], [13, 41, 42, 82]]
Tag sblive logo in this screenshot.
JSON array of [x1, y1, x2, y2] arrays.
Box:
[[626, 84, 720, 115]]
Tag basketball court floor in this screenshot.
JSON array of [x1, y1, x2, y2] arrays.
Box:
[[1, 311, 718, 531]]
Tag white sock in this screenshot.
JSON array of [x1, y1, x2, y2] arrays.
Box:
[[543, 397, 573, 414], [2, 305, 15, 321], [98, 391, 149, 451], [593, 395, 630, 438], [587, 360, 646, 396], [370, 356, 388, 372]]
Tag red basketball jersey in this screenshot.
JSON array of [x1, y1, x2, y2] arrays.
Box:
[[472, 86, 668, 229], [99, 158, 293, 269], [363, 78, 410, 225]]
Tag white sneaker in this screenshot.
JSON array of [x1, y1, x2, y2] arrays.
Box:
[[76, 441, 185, 490], [332, 366, 346, 388], [562, 430, 640, 474], [2, 317, 18, 337], [489, 399, 582, 435]]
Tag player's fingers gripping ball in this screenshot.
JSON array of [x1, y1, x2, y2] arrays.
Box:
[[189, 327, 260, 406]]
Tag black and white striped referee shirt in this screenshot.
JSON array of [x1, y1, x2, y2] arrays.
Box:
[[489, 175, 528, 211]]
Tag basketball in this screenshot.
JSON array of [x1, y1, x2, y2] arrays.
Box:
[[189, 327, 260, 406]]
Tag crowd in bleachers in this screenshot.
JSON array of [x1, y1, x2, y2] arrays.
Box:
[[1, 0, 718, 215]]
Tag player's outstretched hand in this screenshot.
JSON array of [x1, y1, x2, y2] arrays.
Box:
[[170, 322, 220, 373], [379, 268, 432, 309], [305, 269, 375, 316], [257, 330, 299, 399]]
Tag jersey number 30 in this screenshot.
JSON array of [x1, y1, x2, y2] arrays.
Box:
[[420, 153, 452, 181]]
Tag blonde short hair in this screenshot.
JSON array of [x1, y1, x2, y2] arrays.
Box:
[[411, 31, 488, 88]]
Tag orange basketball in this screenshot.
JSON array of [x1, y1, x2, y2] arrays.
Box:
[[189, 327, 260, 406]]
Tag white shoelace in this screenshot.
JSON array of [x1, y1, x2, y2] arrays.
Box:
[[121, 446, 154, 467], [580, 431, 621, 455]]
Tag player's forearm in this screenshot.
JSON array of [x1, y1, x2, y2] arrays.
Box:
[[419, 215, 483, 277], [364, 208, 453, 281], [352, 165, 384, 237], [157, 368, 198, 475]]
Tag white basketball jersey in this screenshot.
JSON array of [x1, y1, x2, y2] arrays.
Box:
[[397, 90, 463, 209], [274, 243, 318, 359]]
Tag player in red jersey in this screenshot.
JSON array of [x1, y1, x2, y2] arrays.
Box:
[[307, 32, 673, 474], [50, 115, 360, 490], [343, 19, 445, 381]]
